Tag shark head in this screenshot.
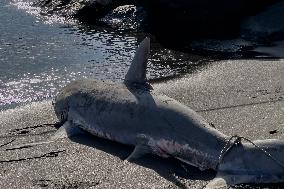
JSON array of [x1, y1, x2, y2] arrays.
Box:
[[53, 83, 73, 123]]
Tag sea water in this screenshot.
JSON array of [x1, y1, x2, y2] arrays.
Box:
[[0, 0, 197, 109]]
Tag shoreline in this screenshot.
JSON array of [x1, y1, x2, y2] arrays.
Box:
[[0, 58, 283, 188]]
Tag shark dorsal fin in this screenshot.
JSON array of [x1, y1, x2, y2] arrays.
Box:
[[124, 37, 150, 85]]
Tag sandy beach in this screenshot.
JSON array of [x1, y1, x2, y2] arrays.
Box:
[[0, 58, 283, 189]]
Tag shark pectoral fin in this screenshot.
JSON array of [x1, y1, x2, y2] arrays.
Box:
[[205, 176, 228, 189], [125, 134, 152, 161], [51, 120, 84, 140], [126, 143, 152, 161]]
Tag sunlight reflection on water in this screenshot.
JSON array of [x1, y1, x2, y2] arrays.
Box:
[[0, 0, 196, 107]]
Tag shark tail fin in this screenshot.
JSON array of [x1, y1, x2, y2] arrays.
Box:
[[124, 37, 150, 85]]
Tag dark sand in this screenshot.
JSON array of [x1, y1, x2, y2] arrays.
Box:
[[0, 59, 283, 188]]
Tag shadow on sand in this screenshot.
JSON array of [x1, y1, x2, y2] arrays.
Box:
[[70, 132, 284, 189], [70, 132, 215, 189], [1, 121, 283, 188]]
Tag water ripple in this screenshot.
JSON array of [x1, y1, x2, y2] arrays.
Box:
[[0, 0, 201, 108]]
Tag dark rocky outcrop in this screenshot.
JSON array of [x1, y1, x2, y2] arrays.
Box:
[[241, 1, 284, 42], [135, 0, 283, 44], [33, 0, 132, 21], [31, 0, 284, 52], [34, 0, 282, 33], [97, 5, 147, 31]]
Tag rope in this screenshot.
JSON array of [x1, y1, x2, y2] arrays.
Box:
[[218, 135, 241, 165], [218, 135, 284, 169]]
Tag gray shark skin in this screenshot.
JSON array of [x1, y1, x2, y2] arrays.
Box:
[[53, 38, 284, 188], [206, 139, 284, 188], [54, 78, 227, 170]]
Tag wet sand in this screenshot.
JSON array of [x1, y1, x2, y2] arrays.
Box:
[[0, 58, 283, 188]]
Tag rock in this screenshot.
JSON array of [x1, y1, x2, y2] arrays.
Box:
[[33, 0, 131, 22], [98, 5, 147, 31], [137, 0, 282, 39], [241, 1, 284, 41]]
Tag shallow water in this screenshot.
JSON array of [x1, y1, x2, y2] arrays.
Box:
[[1, 0, 283, 109], [0, 0, 199, 108]]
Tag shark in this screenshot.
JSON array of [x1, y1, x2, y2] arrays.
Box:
[[9, 38, 284, 188]]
